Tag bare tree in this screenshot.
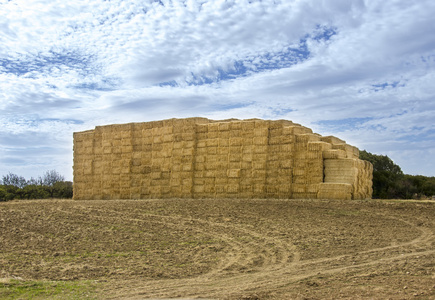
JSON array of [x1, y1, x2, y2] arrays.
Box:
[[42, 170, 65, 187], [1, 173, 27, 188], [42, 170, 65, 198]]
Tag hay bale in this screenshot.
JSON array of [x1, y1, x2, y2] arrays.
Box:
[[318, 183, 352, 200], [73, 117, 372, 200]]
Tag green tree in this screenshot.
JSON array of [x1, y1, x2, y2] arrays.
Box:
[[360, 150, 435, 199], [360, 150, 404, 198], [52, 181, 73, 198]]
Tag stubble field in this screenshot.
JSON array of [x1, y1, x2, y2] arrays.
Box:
[[1, 198, 434, 299]]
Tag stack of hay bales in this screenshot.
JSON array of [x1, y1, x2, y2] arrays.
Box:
[[73, 118, 373, 200], [318, 138, 373, 200]]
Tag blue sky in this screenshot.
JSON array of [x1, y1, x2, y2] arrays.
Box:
[[1, 0, 435, 181]]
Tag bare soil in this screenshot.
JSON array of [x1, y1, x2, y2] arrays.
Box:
[[1, 198, 434, 299]]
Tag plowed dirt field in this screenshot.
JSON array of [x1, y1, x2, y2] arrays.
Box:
[[1, 198, 435, 299]]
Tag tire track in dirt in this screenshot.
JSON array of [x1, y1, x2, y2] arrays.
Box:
[[52, 202, 435, 299], [101, 209, 434, 299], [57, 205, 299, 281]]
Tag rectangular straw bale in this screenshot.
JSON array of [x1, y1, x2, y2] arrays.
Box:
[[318, 183, 352, 200], [242, 145, 253, 154], [218, 138, 229, 147], [266, 186, 278, 195], [162, 134, 173, 143], [194, 176, 205, 185], [308, 141, 332, 151], [215, 185, 226, 193], [289, 126, 313, 135], [121, 130, 132, 139], [230, 121, 242, 130], [268, 144, 280, 153], [162, 126, 173, 135], [267, 152, 279, 161], [294, 151, 307, 159], [229, 129, 241, 138], [280, 160, 292, 169], [241, 121, 255, 131], [296, 134, 320, 144], [227, 184, 239, 193], [293, 176, 308, 184], [142, 136, 153, 145], [324, 169, 358, 177], [204, 185, 215, 195], [111, 139, 121, 147], [242, 153, 253, 162], [252, 161, 266, 170], [219, 122, 230, 131], [307, 151, 322, 159], [253, 127, 268, 137], [320, 136, 346, 145], [269, 127, 283, 137], [195, 155, 206, 163], [227, 169, 241, 178], [196, 140, 206, 148], [267, 160, 280, 169], [182, 164, 193, 172], [322, 149, 346, 159], [293, 167, 306, 176], [208, 131, 218, 139], [268, 136, 282, 145], [218, 147, 229, 156], [268, 120, 283, 129], [253, 145, 267, 154], [143, 128, 153, 137], [207, 139, 219, 147], [204, 171, 215, 179], [253, 184, 265, 194], [279, 185, 291, 194], [93, 143, 103, 154], [332, 144, 359, 158], [208, 122, 219, 132], [229, 137, 243, 146], [197, 132, 207, 140], [181, 132, 195, 141], [103, 147, 112, 155], [253, 136, 268, 145], [241, 161, 251, 170], [121, 138, 132, 146], [102, 140, 112, 148], [218, 130, 230, 139], [205, 154, 217, 163], [132, 144, 142, 152], [215, 176, 228, 185], [83, 138, 93, 148], [84, 147, 93, 155], [324, 158, 357, 168], [228, 146, 242, 154], [254, 119, 268, 128], [173, 133, 183, 142]]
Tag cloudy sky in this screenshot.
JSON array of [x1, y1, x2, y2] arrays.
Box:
[[1, 0, 435, 181]]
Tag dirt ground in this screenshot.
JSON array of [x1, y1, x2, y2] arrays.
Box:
[[1, 198, 434, 299]]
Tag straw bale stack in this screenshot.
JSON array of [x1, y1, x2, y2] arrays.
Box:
[[73, 118, 372, 200]]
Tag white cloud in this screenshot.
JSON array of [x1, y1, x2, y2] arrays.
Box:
[[1, 0, 435, 179]]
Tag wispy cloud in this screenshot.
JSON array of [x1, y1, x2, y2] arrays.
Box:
[[1, 0, 435, 179]]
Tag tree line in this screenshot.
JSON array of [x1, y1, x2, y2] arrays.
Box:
[[0, 170, 73, 201], [360, 150, 435, 199]]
